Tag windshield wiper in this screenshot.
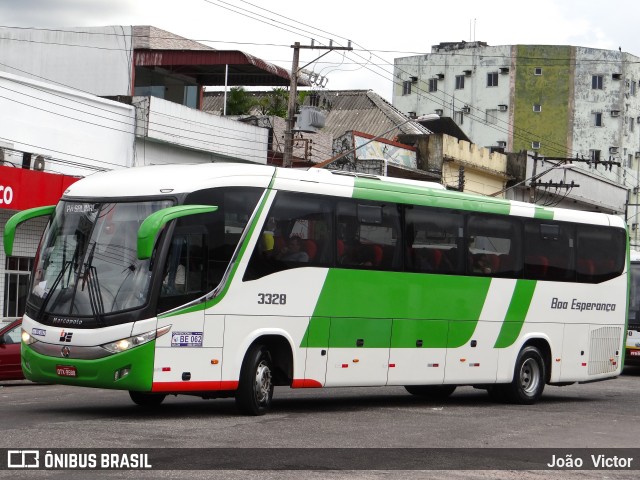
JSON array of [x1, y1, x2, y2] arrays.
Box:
[[81, 242, 106, 327], [36, 260, 73, 319]]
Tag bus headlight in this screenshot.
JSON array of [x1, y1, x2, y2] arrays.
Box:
[[21, 329, 38, 345], [100, 325, 171, 354]]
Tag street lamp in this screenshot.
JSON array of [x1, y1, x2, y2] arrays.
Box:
[[316, 113, 440, 170], [489, 163, 575, 198]]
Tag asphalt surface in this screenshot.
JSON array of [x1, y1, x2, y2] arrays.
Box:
[[2, 365, 640, 479]]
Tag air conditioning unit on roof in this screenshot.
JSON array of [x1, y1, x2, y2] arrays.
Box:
[[498, 104, 508, 112]]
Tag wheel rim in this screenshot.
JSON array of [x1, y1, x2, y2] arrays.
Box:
[[519, 357, 541, 395], [254, 360, 272, 405]]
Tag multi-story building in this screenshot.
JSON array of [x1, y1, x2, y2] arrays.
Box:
[[393, 42, 640, 242]]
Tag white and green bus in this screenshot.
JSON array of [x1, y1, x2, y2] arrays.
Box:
[[626, 250, 640, 364], [4, 163, 628, 415]]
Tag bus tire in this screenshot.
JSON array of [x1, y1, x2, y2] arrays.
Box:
[[235, 344, 274, 416], [128, 391, 166, 407], [405, 385, 456, 399], [504, 345, 546, 405]]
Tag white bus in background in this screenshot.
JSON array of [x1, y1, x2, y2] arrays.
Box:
[[626, 250, 640, 365], [4, 163, 629, 415]]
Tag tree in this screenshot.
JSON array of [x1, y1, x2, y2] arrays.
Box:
[[225, 86, 255, 116], [256, 88, 289, 118]]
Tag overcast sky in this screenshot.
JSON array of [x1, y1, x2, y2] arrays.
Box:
[[1, 0, 638, 100]]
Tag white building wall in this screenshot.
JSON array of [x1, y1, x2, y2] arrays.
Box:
[[0, 26, 133, 96], [0, 71, 135, 175], [394, 45, 512, 149], [133, 96, 268, 165], [571, 48, 640, 187]]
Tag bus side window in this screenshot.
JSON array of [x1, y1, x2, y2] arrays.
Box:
[[467, 214, 522, 278], [244, 192, 333, 281], [404, 205, 463, 275], [576, 225, 625, 283], [337, 200, 401, 271], [524, 221, 575, 281]]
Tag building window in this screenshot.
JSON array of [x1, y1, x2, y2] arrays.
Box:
[[486, 109, 498, 124], [454, 111, 464, 125], [428, 78, 438, 92], [592, 75, 603, 89], [3, 257, 34, 322], [533, 104, 542, 113], [631, 81, 637, 95], [402, 80, 412, 95], [631, 117, 635, 133], [534, 67, 543, 75], [487, 72, 498, 87], [594, 112, 603, 126], [590, 149, 601, 163], [531, 141, 541, 150], [455, 75, 465, 90]]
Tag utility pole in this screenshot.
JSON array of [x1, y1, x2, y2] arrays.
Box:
[[283, 41, 352, 168]]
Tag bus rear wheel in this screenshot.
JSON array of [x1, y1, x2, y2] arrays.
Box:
[[405, 385, 456, 399], [129, 391, 166, 407], [236, 345, 274, 416], [503, 345, 546, 404]]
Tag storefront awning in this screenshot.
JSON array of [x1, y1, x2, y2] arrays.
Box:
[[0, 166, 78, 211]]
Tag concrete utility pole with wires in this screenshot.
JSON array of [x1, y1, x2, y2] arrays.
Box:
[[283, 41, 352, 168]]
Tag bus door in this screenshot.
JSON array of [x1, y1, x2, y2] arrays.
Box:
[[154, 228, 223, 387]]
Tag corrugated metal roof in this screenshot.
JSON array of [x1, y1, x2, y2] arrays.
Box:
[[133, 26, 215, 51], [202, 89, 430, 137], [132, 26, 308, 87], [307, 90, 431, 139]]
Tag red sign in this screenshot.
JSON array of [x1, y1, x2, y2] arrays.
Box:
[[0, 166, 78, 211]]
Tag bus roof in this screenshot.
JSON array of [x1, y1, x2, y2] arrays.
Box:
[[62, 163, 626, 229]]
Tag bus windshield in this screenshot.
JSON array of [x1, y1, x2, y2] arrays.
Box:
[[27, 200, 172, 320], [629, 261, 640, 328]]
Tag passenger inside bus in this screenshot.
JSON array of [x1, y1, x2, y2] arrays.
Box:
[[276, 236, 309, 262]]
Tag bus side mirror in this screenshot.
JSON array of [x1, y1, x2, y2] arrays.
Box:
[[3, 205, 56, 256], [137, 205, 218, 260]]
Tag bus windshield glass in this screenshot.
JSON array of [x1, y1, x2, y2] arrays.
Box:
[[27, 200, 173, 319], [629, 261, 640, 327]]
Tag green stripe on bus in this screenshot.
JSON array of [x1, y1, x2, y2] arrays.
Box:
[[493, 280, 537, 348], [303, 270, 490, 348], [534, 207, 554, 219], [352, 177, 511, 215]]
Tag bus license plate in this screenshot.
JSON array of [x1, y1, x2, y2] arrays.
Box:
[[630, 350, 640, 357], [56, 365, 77, 377]]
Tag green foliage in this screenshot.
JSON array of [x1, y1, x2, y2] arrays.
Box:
[[256, 88, 289, 118], [225, 86, 255, 116]]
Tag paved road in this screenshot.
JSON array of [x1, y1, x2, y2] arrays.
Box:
[[2, 366, 640, 478]]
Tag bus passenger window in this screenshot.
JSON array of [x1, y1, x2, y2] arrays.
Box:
[[576, 225, 625, 283], [337, 200, 401, 271], [467, 214, 521, 278], [404, 206, 463, 275], [244, 192, 333, 281], [524, 222, 574, 281]]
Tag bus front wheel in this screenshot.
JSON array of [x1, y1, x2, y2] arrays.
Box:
[[503, 345, 546, 404], [236, 345, 274, 416], [128, 391, 166, 407]]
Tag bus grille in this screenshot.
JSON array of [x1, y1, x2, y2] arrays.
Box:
[[588, 326, 621, 375]]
